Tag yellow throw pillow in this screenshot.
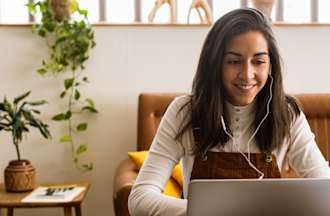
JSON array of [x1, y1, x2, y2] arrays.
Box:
[[161, 177, 182, 198], [172, 161, 183, 187], [128, 151, 148, 169], [128, 151, 183, 198]]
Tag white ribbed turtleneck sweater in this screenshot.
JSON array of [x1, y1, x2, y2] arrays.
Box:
[[128, 95, 330, 216]]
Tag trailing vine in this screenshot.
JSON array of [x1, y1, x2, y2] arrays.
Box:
[[27, 0, 97, 171]]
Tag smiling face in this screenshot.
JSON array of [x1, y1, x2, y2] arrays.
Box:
[[222, 31, 270, 106]]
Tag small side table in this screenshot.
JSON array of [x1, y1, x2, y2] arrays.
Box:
[[0, 182, 90, 216]]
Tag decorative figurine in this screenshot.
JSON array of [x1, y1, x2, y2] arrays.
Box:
[[148, 0, 177, 23], [187, 0, 213, 24], [251, 0, 275, 19]]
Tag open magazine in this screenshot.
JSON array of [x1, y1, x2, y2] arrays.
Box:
[[22, 185, 86, 203]]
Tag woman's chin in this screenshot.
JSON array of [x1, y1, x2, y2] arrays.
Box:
[[231, 98, 255, 106]]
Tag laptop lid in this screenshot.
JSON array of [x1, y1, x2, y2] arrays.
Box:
[[187, 178, 330, 216]]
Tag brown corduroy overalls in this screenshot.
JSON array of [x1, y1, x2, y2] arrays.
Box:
[[190, 152, 281, 180], [190, 127, 281, 180]]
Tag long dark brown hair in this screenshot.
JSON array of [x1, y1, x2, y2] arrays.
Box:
[[176, 8, 300, 156]]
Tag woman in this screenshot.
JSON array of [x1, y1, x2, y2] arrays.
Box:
[[128, 8, 330, 216]]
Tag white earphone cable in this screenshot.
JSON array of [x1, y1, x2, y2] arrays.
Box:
[[247, 72, 274, 161], [221, 116, 265, 179], [219, 71, 274, 180]]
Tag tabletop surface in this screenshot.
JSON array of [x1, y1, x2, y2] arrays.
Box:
[[0, 182, 90, 208]]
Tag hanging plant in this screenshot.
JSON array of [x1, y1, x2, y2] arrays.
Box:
[[27, 0, 97, 172]]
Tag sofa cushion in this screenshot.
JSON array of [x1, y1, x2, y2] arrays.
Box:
[[128, 151, 183, 198]]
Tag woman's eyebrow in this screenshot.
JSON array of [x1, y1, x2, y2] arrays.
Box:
[[254, 52, 269, 57], [225, 51, 241, 56], [225, 51, 269, 57]]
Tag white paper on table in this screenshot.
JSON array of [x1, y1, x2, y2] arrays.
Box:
[[21, 186, 86, 203]]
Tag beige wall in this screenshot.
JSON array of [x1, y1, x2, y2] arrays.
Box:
[[0, 25, 330, 216]]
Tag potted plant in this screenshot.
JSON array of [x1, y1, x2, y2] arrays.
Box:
[[27, 0, 97, 172], [50, 0, 78, 21], [0, 91, 51, 192]]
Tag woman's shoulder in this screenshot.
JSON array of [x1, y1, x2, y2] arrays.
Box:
[[285, 94, 309, 129], [168, 94, 192, 113], [174, 94, 191, 104], [285, 94, 302, 118], [162, 94, 192, 125]]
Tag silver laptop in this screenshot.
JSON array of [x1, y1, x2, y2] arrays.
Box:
[[187, 178, 330, 216]]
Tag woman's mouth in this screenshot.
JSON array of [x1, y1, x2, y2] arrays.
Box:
[[235, 84, 255, 91]]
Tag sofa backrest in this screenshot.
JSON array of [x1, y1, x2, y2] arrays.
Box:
[[137, 93, 182, 150], [295, 94, 330, 160], [137, 93, 330, 164]]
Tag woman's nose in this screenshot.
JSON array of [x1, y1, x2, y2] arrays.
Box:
[[238, 62, 254, 80]]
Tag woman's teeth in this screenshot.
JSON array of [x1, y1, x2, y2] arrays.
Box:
[[237, 84, 254, 89]]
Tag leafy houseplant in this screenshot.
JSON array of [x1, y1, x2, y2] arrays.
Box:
[[0, 91, 51, 192], [27, 0, 97, 172]]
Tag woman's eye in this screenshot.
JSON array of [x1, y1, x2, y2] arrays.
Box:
[[227, 60, 241, 65], [253, 59, 266, 65]]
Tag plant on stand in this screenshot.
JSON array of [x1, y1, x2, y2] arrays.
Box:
[[0, 91, 51, 192], [27, 0, 97, 172]]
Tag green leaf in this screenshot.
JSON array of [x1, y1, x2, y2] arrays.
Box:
[[55, 63, 64, 72], [28, 100, 47, 106], [35, 120, 51, 139], [60, 135, 72, 143], [77, 20, 87, 29], [64, 111, 72, 120], [91, 41, 96, 48], [14, 91, 31, 105], [3, 98, 13, 115], [22, 109, 34, 121], [37, 68, 47, 75], [76, 144, 87, 155], [60, 91, 66, 98], [31, 109, 41, 114], [12, 119, 25, 144], [76, 123, 87, 131], [73, 157, 78, 163], [74, 90, 80, 100], [79, 9, 88, 18], [80, 163, 93, 171], [82, 106, 98, 113], [39, 2, 46, 13], [26, 2, 36, 14], [85, 98, 95, 107], [64, 78, 74, 90], [38, 28, 47, 37], [52, 113, 66, 121], [23, 126, 29, 132], [82, 77, 89, 82], [0, 102, 5, 111], [56, 36, 68, 44]]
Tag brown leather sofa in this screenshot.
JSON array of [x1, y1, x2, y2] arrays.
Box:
[[113, 93, 330, 216]]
